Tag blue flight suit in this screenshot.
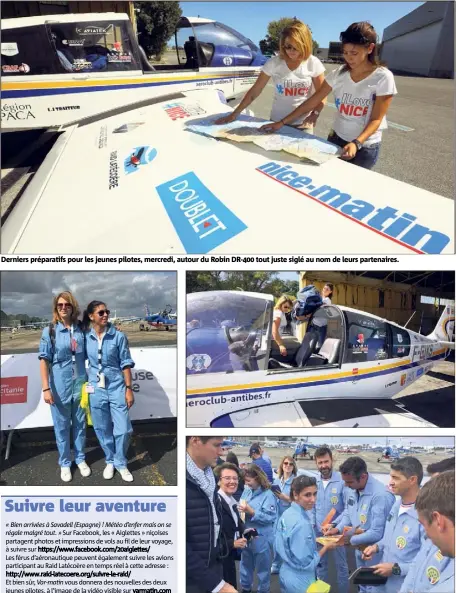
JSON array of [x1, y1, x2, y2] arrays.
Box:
[[335, 474, 395, 593], [314, 471, 350, 593], [86, 324, 134, 469], [400, 538, 454, 593], [253, 455, 273, 483], [240, 486, 277, 593], [275, 501, 320, 593], [271, 474, 294, 573], [376, 500, 425, 593], [39, 323, 87, 467]]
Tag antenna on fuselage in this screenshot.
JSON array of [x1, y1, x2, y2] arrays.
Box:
[[404, 311, 416, 328]]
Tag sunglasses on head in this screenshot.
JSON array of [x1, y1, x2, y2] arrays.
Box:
[[97, 309, 110, 317], [57, 303, 72, 309], [340, 32, 373, 45]]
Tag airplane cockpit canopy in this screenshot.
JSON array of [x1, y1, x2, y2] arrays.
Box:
[[186, 291, 273, 374]]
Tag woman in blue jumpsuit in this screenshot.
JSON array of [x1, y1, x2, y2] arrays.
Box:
[[238, 464, 277, 593], [271, 456, 298, 574], [275, 475, 338, 593], [83, 301, 135, 482], [39, 291, 89, 483]]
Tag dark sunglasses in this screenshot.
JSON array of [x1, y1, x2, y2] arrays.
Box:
[[57, 303, 72, 309], [97, 309, 110, 317], [283, 461, 294, 466], [284, 44, 298, 51]]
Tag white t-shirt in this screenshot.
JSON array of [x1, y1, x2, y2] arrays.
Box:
[[273, 309, 287, 336], [262, 55, 325, 124], [325, 66, 397, 146]]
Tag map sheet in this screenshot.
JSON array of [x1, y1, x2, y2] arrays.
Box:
[[186, 114, 342, 165]]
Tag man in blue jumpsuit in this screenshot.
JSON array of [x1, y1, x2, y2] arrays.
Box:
[[412, 470, 454, 593], [249, 445, 273, 483], [313, 446, 350, 593], [363, 457, 425, 593], [324, 456, 395, 593]]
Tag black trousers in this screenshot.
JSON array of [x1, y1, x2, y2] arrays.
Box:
[[187, 558, 223, 593]]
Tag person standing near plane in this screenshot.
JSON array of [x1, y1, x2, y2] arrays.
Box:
[[399, 469, 454, 593], [238, 465, 277, 593], [249, 444, 273, 483], [275, 475, 339, 593], [39, 291, 89, 482], [313, 446, 350, 593], [323, 456, 395, 593], [271, 455, 298, 574], [83, 301, 135, 482], [362, 457, 425, 593], [215, 20, 326, 132], [262, 22, 397, 169]]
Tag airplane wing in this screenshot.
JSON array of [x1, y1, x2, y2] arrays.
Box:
[[3, 89, 453, 254], [437, 341, 455, 350]]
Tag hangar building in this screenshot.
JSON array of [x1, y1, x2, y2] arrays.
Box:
[[381, 1, 454, 78]]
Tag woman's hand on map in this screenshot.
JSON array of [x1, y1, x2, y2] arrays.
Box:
[[342, 142, 357, 160], [260, 120, 284, 133], [214, 112, 238, 125]]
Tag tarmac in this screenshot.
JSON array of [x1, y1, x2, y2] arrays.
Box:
[[0, 419, 177, 487], [232, 65, 455, 199], [1, 323, 176, 354]]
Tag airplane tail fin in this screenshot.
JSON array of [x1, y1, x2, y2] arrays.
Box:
[[427, 304, 455, 347], [144, 304, 150, 316]]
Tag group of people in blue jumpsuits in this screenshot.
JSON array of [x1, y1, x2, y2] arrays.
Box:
[[39, 291, 135, 483], [187, 437, 454, 593]]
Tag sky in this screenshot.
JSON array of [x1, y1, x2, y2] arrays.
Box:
[[182, 1, 424, 47], [1, 272, 177, 319]]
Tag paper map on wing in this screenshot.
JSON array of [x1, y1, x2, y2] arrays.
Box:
[[186, 115, 342, 164]]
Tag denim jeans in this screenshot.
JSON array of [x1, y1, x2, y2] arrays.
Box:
[[327, 131, 381, 170]]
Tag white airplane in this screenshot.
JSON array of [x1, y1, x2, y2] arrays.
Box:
[[186, 291, 454, 428], [1, 12, 266, 132], [2, 89, 453, 254], [109, 310, 141, 324]]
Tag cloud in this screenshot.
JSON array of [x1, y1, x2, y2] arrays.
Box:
[[1, 272, 177, 319]]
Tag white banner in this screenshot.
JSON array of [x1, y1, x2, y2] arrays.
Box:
[[0, 347, 176, 431]]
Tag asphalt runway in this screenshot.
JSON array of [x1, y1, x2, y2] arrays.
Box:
[[0, 419, 176, 486], [1, 324, 176, 354], [232, 65, 454, 199]]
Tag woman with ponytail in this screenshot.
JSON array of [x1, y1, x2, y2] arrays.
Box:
[[262, 22, 397, 169], [39, 291, 89, 482], [83, 301, 135, 482]]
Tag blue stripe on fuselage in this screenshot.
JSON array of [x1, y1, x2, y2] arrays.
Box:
[[187, 354, 446, 400], [1, 74, 243, 99]]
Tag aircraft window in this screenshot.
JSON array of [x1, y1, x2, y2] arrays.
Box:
[[193, 22, 247, 48], [390, 326, 411, 358], [46, 21, 140, 74], [344, 311, 388, 363], [216, 22, 260, 51], [186, 292, 272, 374], [1, 26, 61, 75]]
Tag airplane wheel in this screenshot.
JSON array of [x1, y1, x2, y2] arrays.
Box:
[[377, 458, 380, 463], [166, 326, 169, 331]]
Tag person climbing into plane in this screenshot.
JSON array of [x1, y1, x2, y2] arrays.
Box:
[[262, 21, 397, 169]]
